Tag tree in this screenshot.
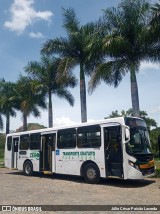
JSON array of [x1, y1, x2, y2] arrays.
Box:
[[89, 0, 155, 117], [25, 55, 76, 127], [16, 123, 46, 132], [14, 75, 47, 131], [150, 127, 160, 157], [41, 8, 103, 123], [0, 80, 4, 131], [0, 80, 17, 134], [151, 0, 160, 25], [148, 0, 160, 60], [0, 113, 3, 131], [105, 110, 121, 118]]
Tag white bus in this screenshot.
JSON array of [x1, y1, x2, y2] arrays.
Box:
[[5, 117, 155, 184]]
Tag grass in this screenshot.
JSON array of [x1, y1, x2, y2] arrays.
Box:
[[0, 157, 4, 168], [155, 159, 160, 178], [0, 148, 4, 164], [155, 159, 160, 168]]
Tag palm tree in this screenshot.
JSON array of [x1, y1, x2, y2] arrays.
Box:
[[0, 80, 17, 134], [41, 8, 103, 123], [25, 55, 76, 127], [149, 0, 160, 58], [89, 0, 154, 117], [151, 0, 160, 23], [14, 75, 47, 131]]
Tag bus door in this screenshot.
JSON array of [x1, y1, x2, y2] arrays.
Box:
[[104, 125, 123, 178], [5, 136, 12, 168], [11, 137, 19, 169], [40, 133, 56, 172]]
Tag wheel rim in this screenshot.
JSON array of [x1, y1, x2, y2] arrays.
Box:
[[25, 164, 31, 174], [86, 167, 96, 180]]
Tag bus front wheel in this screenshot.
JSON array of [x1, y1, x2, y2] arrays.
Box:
[[23, 161, 33, 176], [83, 163, 100, 184]]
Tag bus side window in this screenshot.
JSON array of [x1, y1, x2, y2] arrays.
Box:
[[7, 136, 12, 151], [30, 133, 41, 150], [57, 128, 76, 149], [77, 125, 101, 148], [20, 135, 29, 150]]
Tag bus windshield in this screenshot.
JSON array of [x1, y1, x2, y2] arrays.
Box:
[[125, 118, 152, 155]]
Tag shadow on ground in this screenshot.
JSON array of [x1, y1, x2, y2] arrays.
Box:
[[5, 169, 156, 188]]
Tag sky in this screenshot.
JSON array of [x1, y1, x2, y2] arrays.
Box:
[[0, 0, 160, 132]]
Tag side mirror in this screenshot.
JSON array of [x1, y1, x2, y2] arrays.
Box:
[[125, 128, 130, 141]]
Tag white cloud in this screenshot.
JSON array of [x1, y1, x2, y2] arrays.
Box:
[[4, 0, 53, 34], [148, 106, 160, 114], [147, 106, 160, 127], [53, 117, 77, 127], [53, 117, 96, 127], [29, 31, 44, 39], [140, 62, 160, 75]]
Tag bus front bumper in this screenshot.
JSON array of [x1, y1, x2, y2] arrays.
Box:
[[127, 166, 156, 179]]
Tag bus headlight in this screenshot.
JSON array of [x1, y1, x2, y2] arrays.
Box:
[[128, 160, 139, 170]]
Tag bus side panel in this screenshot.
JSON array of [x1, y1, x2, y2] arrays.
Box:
[[55, 148, 106, 177], [17, 157, 24, 170], [17, 151, 29, 170], [29, 150, 40, 172], [122, 142, 130, 180], [52, 151, 56, 172], [56, 149, 79, 175], [78, 148, 106, 178], [18, 150, 40, 172]]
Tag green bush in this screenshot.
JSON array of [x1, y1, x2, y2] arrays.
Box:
[[155, 169, 160, 178], [150, 128, 160, 157]]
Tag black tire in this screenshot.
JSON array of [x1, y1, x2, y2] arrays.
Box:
[[23, 161, 33, 176], [83, 163, 100, 184]]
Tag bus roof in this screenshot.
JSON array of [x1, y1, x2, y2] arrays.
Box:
[[7, 116, 143, 137]]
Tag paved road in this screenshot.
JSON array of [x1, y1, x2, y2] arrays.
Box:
[[0, 168, 159, 213]]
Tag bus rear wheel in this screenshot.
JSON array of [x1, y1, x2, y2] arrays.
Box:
[[23, 161, 33, 176], [83, 163, 100, 184]]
